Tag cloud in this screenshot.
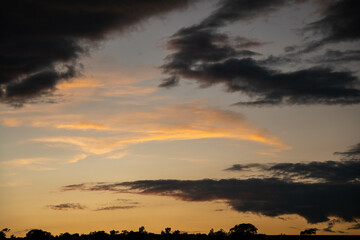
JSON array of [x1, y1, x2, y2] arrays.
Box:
[[94, 198, 139, 211], [226, 143, 360, 183], [348, 223, 360, 230], [323, 219, 341, 233], [101, 85, 157, 96], [56, 78, 104, 90], [235, 36, 270, 49], [0, 158, 55, 170], [160, 0, 360, 105], [95, 206, 137, 211], [225, 159, 360, 183], [67, 153, 88, 164], [1, 118, 22, 127], [47, 203, 86, 210], [303, 0, 360, 50], [159, 76, 179, 88], [0, 153, 90, 171], [62, 178, 360, 224], [1, 0, 196, 106], [62, 143, 360, 224], [31, 103, 290, 155], [107, 152, 128, 160], [55, 121, 109, 131], [309, 50, 360, 64], [334, 143, 360, 158], [196, 0, 289, 28], [32, 137, 124, 155]]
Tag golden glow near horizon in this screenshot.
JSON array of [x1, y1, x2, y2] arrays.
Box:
[[1, 0, 360, 237]]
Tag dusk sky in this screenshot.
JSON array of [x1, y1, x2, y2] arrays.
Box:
[[1, 0, 360, 236]]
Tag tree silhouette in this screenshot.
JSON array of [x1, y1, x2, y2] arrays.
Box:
[[26, 230, 52, 240], [110, 230, 119, 236], [0, 228, 10, 240], [215, 229, 227, 237], [138, 226, 147, 234], [229, 224, 257, 236], [161, 227, 172, 235]]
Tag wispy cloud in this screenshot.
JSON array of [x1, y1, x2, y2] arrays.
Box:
[[1, 118, 23, 127], [101, 85, 157, 97], [47, 203, 86, 210], [1, 158, 49, 166], [56, 78, 104, 90], [0, 158, 55, 171], [55, 121, 109, 131], [67, 153, 88, 164], [95, 205, 137, 211], [31, 103, 290, 155]]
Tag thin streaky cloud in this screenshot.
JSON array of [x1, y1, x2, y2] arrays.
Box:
[[47, 203, 86, 211]]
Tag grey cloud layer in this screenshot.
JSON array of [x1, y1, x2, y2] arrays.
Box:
[[62, 178, 360, 224], [160, 0, 360, 105], [302, 0, 360, 51], [226, 143, 360, 183], [225, 159, 360, 183], [1, 0, 196, 106], [62, 143, 360, 224]]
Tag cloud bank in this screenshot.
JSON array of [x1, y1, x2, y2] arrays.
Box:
[[63, 178, 360, 224], [160, 0, 360, 105], [62, 143, 360, 224], [1, 0, 196, 106]]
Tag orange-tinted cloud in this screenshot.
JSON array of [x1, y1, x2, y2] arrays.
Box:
[[1, 118, 22, 127], [32, 103, 290, 155], [57, 78, 104, 90], [56, 122, 109, 131]]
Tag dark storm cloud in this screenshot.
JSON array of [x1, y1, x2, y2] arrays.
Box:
[[225, 159, 360, 183], [160, 0, 360, 105], [62, 143, 360, 223], [62, 178, 360, 224], [226, 143, 360, 183], [47, 203, 86, 210], [303, 0, 360, 49], [1, 0, 196, 106], [164, 54, 360, 105]]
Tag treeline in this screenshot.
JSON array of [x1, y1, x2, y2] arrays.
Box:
[[1, 225, 359, 240]]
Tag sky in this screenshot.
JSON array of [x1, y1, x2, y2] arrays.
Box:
[[1, 0, 360, 236]]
